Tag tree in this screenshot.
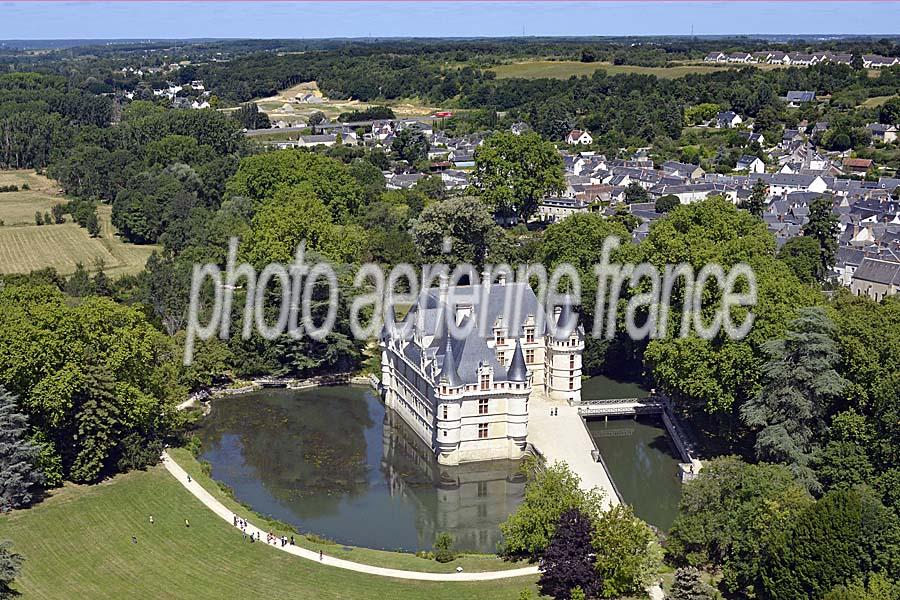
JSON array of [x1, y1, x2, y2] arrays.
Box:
[[538, 508, 601, 600], [878, 97, 900, 126], [666, 457, 812, 595], [825, 572, 900, 600], [741, 307, 849, 493], [0, 388, 44, 512], [64, 263, 93, 297], [758, 487, 900, 599], [592, 504, 662, 598], [85, 211, 100, 237], [778, 236, 822, 285], [34, 211, 43, 226], [499, 460, 604, 559], [802, 196, 839, 279], [391, 129, 429, 164], [740, 179, 768, 217], [0, 540, 22, 599], [433, 532, 456, 563], [624, 181, 649, 204], [654, 194, 680, 213], [668, 567, 715, 600], [472, 131, 564, 222], [412, 196, 500, 268], [233, 102, 270, 130]]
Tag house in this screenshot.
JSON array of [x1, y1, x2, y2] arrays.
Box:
[[741, 131, 766, 146], [704, 52, 726, 63], [850, 257, 900, 300], [768, 52, 791, 65], [538, 196, 590, 222], [379, 279, 584, 465], [727, 52, 753, 63], [510, 122, 531, 135], [298, 134, 338, 147], [752, 52, 773, 63], [750, 173, 829, 195], [736, 155, 766, 173], [786, 91, 816, 107], [787, 53, 816, 67], [868, 123, 898, 144], [862, 55, 899, 69], [843, 157, 874, 175], [661, 160, 705, 180], [565, 130, 593, 145], [716, 111, 743, 129]]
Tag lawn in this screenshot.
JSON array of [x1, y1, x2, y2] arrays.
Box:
[[0, 463, 539, 600], [0, 171, 158, 277], [490, 60, 736, 80]]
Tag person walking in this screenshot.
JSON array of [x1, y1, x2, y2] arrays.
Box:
[[185, 519, 190, 528], [149, 515, 154, 525], [187, 474, 191, 483], [131, 535, 137, 544], [289, 535, 295, 546], [319, 550, 323, 562]]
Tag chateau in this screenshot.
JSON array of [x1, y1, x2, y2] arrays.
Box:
[[379, 278, 584, 465]]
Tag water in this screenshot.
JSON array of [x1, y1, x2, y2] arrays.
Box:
[[197, 385, 525, 553], [582, 376, 682, 530]]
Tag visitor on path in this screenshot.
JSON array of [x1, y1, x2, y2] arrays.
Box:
[[319, 550, 323, 562], [187, 474, 192, 483], [242, 530, 247, 542], [149, 515, 154, 525], [289, 536, 295, 546], [185, 519, 190, 528]]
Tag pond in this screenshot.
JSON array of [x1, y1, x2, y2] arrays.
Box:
[[196, 385, 525, 554], [582, 376, 682, 530]]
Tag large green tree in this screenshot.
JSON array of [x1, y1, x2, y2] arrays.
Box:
[[472, 131, 564, 221], [591, 504, 662, 599], [741, 307, 849, 493], [412, 196, 500, 268], [802, 196, 840, 280], [0, 387, 44, 511]]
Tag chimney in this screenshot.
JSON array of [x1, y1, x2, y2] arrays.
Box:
[[498, 272, 507, 286]]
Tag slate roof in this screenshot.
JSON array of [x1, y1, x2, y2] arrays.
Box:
[[854, 257, 900, 286]]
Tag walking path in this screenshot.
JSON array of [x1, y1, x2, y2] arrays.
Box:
[[161, 451, 539, 582], [527, 392, 620, 508]]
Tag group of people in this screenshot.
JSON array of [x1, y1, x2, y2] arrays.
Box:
[[233, 514, 296, 549]]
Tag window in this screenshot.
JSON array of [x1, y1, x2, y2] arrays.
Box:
[[478, 504, 488, 518], [479, 398, 489, 415], [478, 423, 489, 439], [526, 349, 535, 364], [497, 352, 505, 366], [443, 430, 447, 437], [495, 332, 505, 346], [442, 405, 448, 419], [569, 378, 574, 390], [569, 354, 575, 368], [480, 373, 490, 391], [525, 328, 534, 344]]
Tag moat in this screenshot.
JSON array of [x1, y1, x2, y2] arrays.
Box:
[[197, 380, 683, 553]]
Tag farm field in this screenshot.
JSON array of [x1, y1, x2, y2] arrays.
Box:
[[253, 81, 439, 125], [0, 171, 158, 277], [489, 60, 789, 80], [0, 458, 538, 600]]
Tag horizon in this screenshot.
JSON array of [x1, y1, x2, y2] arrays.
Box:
[[3, 2, 900, 40]]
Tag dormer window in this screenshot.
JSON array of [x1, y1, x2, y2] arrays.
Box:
[[495, 331, 505, 346], [480, 373, 490, 391], [525, 328, 535, 344], [498, 352, 505, 366]]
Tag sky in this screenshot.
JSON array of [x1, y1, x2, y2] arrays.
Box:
[[1, 2, 899, 40]]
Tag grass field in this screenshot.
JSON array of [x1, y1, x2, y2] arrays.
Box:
[[0, 170, 64, 225], [0, 171, 158, 277], [489, 60, 790, 80], [862, 94, 897, 108], [0, 458, 538, 600]]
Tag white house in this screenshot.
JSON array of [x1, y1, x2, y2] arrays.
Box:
[[380, 279, 584, 465], [565, 129, 593, 145], [716, 111, 743, 129], [736, 155, 765, 173]]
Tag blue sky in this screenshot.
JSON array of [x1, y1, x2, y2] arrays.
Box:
[[1, 2, 898, 40]]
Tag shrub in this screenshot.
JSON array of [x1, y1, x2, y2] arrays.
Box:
[[433, 532, 456, 563]]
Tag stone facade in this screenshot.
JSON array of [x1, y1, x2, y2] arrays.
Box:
[[380, 280, 584, 465]]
